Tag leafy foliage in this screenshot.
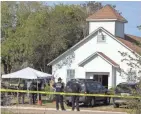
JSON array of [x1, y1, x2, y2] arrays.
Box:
[[137, 25, 141, 30], [119, 27, 141, 114], [1, 1, 102, 73]]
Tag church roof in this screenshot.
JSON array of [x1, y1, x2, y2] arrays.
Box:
[[117, 34, 141, 54], [79, 52, 119, 67], [86, 5, 127, 23]]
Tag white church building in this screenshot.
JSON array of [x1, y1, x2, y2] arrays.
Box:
[[48, 5, 141, 88]]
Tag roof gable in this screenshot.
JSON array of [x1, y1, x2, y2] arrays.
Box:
[[48, 27, 102, 65], [79, 52, 119, 67], [48, 27, 141, 66], [86, 5, 127, 23]]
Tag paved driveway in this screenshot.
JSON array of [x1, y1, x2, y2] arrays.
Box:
[[1, 106, 127, 114]]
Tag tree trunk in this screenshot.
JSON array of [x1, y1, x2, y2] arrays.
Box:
[[3, 64, 8, 74], [2, 59, 8, 74], [8, 64, 12, 73]]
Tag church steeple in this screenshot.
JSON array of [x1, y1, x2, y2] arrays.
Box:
[[86, 5, 127, 38]]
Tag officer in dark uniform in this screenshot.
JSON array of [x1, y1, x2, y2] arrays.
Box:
[[37, 80, 42, 101], [53, 77, 65, 111], [70, 81, 81, 111], [29, 81, 37, 104]]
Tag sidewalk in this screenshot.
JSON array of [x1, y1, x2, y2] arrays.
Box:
[[1, 106, 127, 114]]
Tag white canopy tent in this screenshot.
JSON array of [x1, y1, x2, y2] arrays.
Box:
[[2, 67, 52, 104], [2, 67, 52, 79]]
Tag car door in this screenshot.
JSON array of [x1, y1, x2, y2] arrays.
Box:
[[66, 82, 72, 93], [96, 83, 106, 101]]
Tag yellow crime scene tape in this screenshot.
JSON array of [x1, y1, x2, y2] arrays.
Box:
[[1, 89, 141, 99]]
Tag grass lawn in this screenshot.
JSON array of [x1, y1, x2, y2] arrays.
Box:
[[11, 102, 129, 113], [3, 95, 130, 113], [1, 110, 15, 114]]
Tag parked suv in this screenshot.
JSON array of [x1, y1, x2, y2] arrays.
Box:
[[65, 79, 110, 107], [113, 82, 139, 108]]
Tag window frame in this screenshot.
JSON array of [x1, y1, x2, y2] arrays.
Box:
[[66, 69, 75, 82], [97, 35, 106, 43]]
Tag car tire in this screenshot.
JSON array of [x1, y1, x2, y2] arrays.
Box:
[[104, 97, 110, 105], [91, 98, 96, 107], [113, 103, 119, 108]]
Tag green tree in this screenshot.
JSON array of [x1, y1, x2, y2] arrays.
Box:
[[137, 25, 141, 30], [1, 1, 102, 73], [1, 2, 45, 73]]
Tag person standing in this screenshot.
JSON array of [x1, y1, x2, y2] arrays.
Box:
[[70, 81, 81, 111], [37, 80, 42, 101], [53, 77, 65, 111], [29, 81, 37, 104], [27, 79, 32, 96], [27, 80, 32, 104], [49, 79, 55, 100], [21, 80, 26, 104], [17, 81, 22, 104], [17, 80, 26, 104]]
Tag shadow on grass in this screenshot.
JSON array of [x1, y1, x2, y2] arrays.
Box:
[[79, 102, 113, 108]]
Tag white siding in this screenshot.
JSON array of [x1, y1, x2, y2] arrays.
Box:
[[89, 21, 125, 38], [83, 56, 111, 73], [116, 71, 126, 84], [83, 55, 112, 88], [52, 65, 67, 83], [112, 66, 116, 87], [52, 29, 139, 86], [89, 21, 115, 35]]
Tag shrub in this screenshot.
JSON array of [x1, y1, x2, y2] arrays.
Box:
[[44, 84, 55, 101]]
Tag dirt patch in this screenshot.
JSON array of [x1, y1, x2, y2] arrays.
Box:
[[9, 103, 129, 113], [1, 108, 127, 114]]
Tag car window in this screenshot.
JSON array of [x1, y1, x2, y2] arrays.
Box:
[[86, 82, 97, 90], [67, 82, 71, 86], [66, 82, 71, 88], [116, 84, 136, 93], [66, 82, 73, 92], [80, 83, 86, 92], [96, 83, 103, 89], [118, 84, 135, 89]]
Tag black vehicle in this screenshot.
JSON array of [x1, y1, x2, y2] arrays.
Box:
[[113, 82, 139, 108], [65, 79, 110, 107]]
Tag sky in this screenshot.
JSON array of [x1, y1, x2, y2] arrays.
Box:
[[46, 1, 141, 37]]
